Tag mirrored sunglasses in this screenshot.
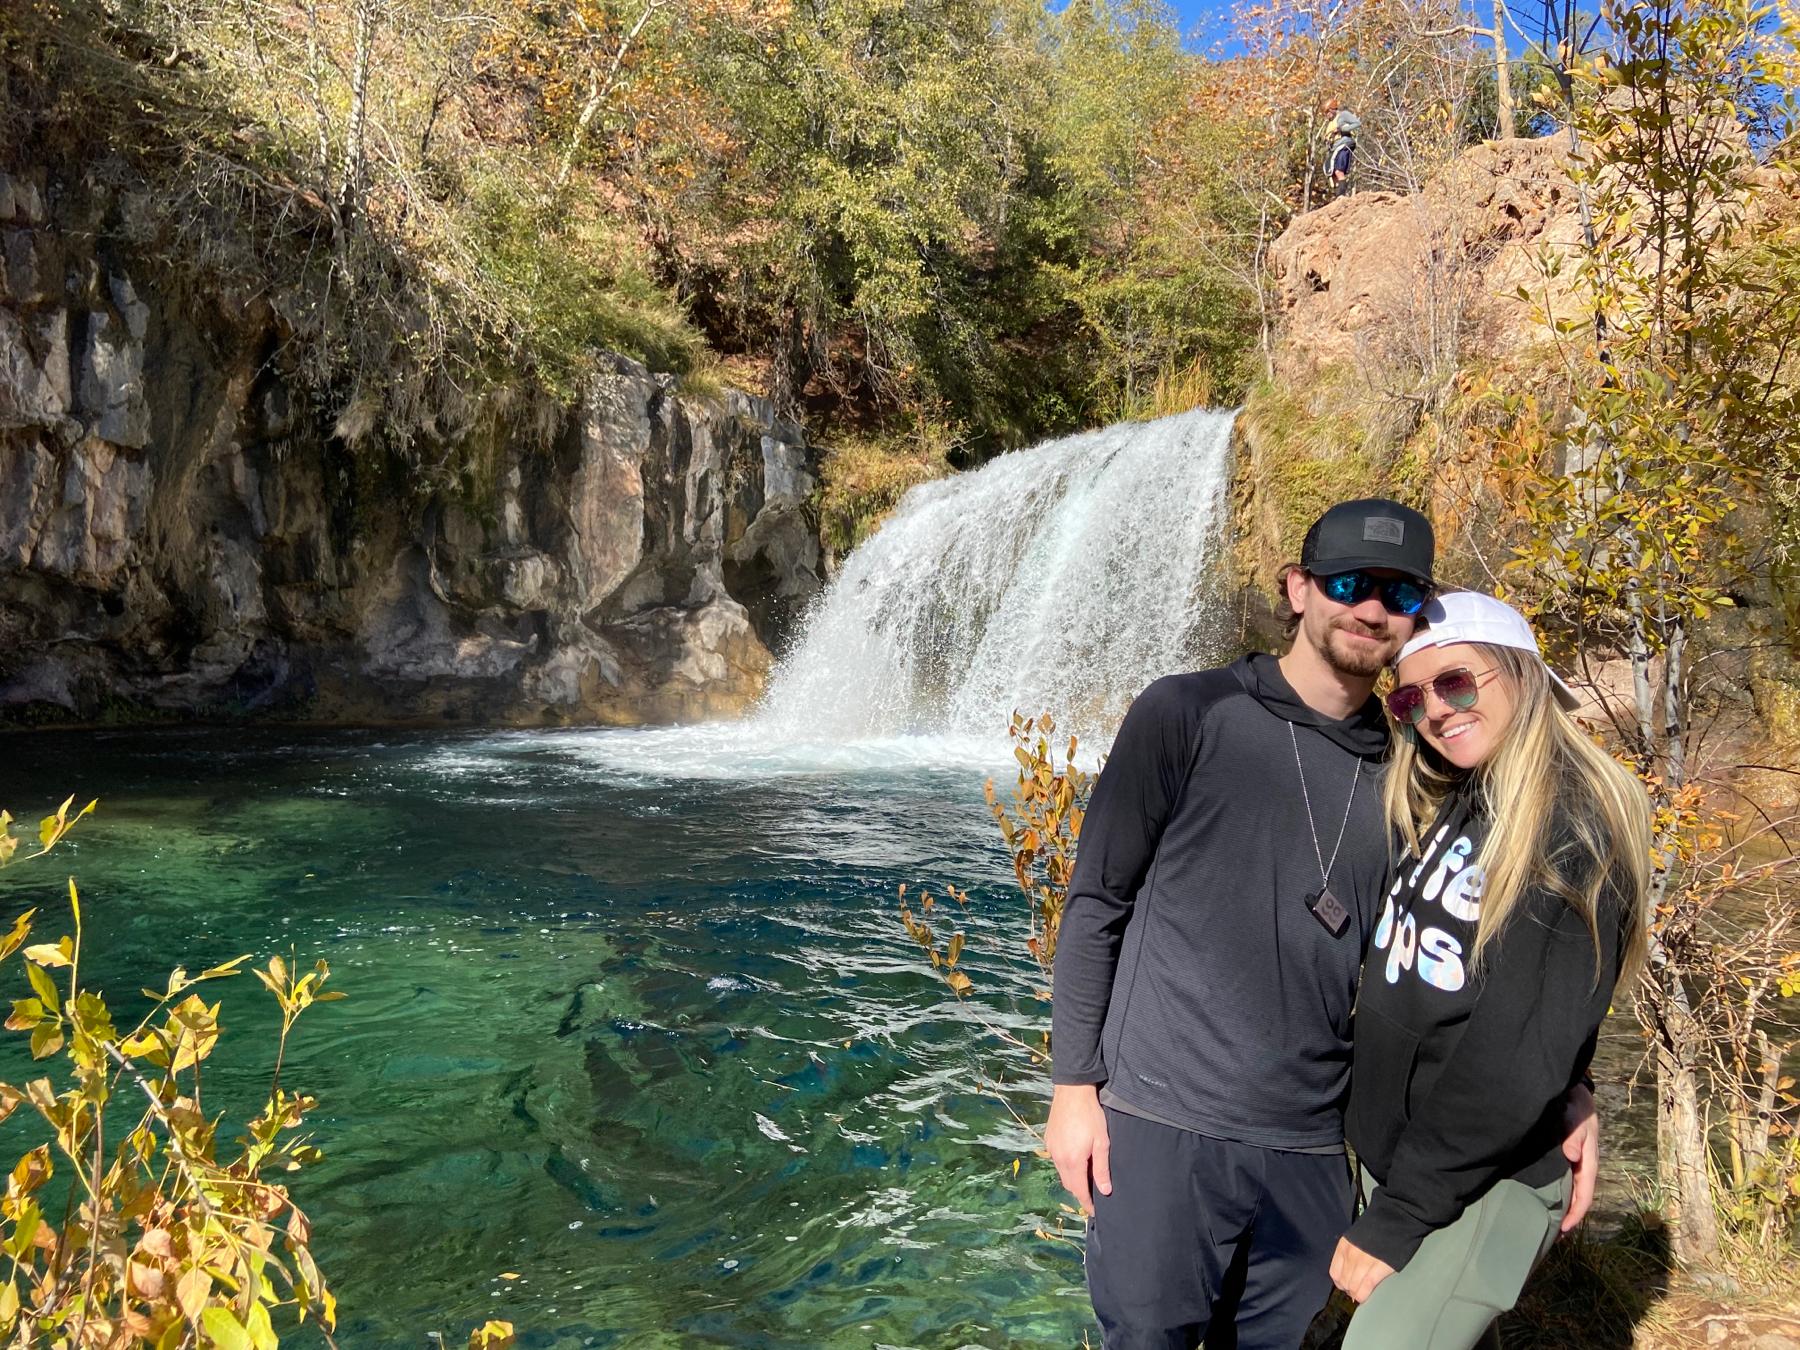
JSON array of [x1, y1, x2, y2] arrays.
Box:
[[1315, 570, 1432, 617], [1384, 666, 1494, 726]]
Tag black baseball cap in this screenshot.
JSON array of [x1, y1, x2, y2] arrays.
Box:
[[1300, 498, 1435, 584]]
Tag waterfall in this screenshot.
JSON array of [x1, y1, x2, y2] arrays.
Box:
[[759, 408, 1238, 744]]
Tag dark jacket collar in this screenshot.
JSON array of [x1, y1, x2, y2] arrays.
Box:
[[1233, 652, 1390, 761]]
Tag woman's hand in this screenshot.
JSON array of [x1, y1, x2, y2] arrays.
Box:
[[1329, 1237, 1395, 1304]]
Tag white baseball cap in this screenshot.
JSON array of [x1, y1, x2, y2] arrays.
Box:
[[1396, 590, 1581, 711]]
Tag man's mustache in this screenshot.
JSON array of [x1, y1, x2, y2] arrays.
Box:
[[1330, 615, 1391, 641]]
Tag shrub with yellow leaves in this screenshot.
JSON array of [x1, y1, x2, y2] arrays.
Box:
[[0, 797, 343, 1349], [898, 711, 1094, 1079]]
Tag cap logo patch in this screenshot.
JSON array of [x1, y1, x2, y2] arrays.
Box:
[[1363, 517, 1404, 545]]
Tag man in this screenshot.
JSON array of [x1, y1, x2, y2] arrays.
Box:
[[1046, 499, 1596, 1349], [1329, 125, 1355, 197]]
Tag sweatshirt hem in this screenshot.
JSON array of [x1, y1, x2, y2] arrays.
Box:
[[1103, 1086, 1346, 1153]]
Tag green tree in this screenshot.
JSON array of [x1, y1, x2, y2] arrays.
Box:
[[1504, 0, 1800, 1272], [1040, 0, 1214, 416], [674, 0, 1061, 442]]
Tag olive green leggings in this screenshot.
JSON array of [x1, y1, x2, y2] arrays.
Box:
[[1341, 1171, 1570, 1350]]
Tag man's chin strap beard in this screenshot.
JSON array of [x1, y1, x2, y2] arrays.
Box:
[[1329, 652, 1386, 680], [1323, 629, 1389, 680]]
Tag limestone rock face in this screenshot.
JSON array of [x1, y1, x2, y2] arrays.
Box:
[[724, 427, 821, 649], [76, 278, 152, 450], [0, 166, 821, 727]]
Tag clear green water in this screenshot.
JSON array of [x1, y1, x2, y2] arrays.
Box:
[[0, 723, 1667, 1349], [0, 727, 1088, 1349]]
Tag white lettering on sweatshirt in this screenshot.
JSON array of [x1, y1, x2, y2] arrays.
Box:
[[1375, 829, 1484, 993]]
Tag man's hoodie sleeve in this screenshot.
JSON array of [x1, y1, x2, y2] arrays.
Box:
[[1050, 676, 1200, 1086], [1346, 882, 1624, 1270]]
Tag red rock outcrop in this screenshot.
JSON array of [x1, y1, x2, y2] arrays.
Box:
[[1267, 136, 1588, 381]]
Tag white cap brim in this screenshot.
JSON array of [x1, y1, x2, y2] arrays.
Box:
[[1399, 591, 1583, 714]]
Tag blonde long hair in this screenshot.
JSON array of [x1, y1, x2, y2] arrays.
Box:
[[1382, 644, 1652, 985]]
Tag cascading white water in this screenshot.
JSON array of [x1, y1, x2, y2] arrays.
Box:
[[759, 408, 1238, 744], [528, 409, 1236, 780]]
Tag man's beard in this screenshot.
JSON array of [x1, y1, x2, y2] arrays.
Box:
[[1318, 615, 1397, 678]]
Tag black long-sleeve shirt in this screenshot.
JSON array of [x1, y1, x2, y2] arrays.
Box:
[[1345, 788, 1631, 1270], [1051, 655, 1393, 1149]]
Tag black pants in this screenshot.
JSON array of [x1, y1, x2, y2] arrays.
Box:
[[1086, 1108, 1353, 1350]]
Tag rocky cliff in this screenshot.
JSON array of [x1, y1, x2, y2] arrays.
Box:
[[0, 165, 822, 728], [1264, 136, 1584, 383], [1230, 136, 1592, 594]]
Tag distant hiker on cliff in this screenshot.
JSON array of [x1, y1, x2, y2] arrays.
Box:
[[1044, 500, 1602, 1349], [1331, 591, 1650, 1348], [1328, 109, 1359, 199]]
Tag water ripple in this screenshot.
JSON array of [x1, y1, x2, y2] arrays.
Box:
[[0, 726, 1086, 1349]]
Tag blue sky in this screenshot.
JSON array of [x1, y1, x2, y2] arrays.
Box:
[[1169, 0, 1237, 51], [1159, 0, 1567, 57], [1043, 0, 1242, 53]]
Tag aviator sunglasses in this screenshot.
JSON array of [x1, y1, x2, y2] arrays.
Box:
[[1384, 666, 1500, 726], [1314, 569, 1432, 617]]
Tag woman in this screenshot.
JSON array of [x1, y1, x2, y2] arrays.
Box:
[[1330, 590, 1651, 1348]]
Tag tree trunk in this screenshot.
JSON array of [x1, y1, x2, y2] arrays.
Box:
[[1663, 610, 1686, 783], [340, 0, 378, 231], [771, 303, 811, 415], [1492, 0, 1515, 138], [1653, 964, 1725, 1268], [1744, 1029, 1780, 1176], [1255, 203, 1275, 381], [301, 0, 338, 232], [1638, 613, 1720, 1268], [1301, 104, 1320, 211], [555, 0, 662, 195], [1622, 477, 1656, 756]]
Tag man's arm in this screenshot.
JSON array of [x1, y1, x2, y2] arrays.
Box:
[[1562, 1080, 1598, 1232], [1046, 677, 1199, 1213]]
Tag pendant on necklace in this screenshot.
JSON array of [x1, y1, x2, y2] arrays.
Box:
[[1307, 887, 1351, 938]]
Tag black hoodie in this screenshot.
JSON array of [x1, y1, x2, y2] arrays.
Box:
[[1344, 787, 1629, 1270], [1052, 653, 1393, 1149]]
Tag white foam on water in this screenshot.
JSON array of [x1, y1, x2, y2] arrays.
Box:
[[753, 1112, 792, 1142], [537, 725, 1012, 780], [409, 724, 1015, 788]]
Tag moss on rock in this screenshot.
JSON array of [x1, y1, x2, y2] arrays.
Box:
[[1230, 365, 1424, 595]]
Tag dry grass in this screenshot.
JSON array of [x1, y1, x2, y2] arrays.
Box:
[[1227, 348, 1592, 600], [1125, 357, 1218, 422], [1229, 363, 1423, 592], [816, 426, 954, 560]]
